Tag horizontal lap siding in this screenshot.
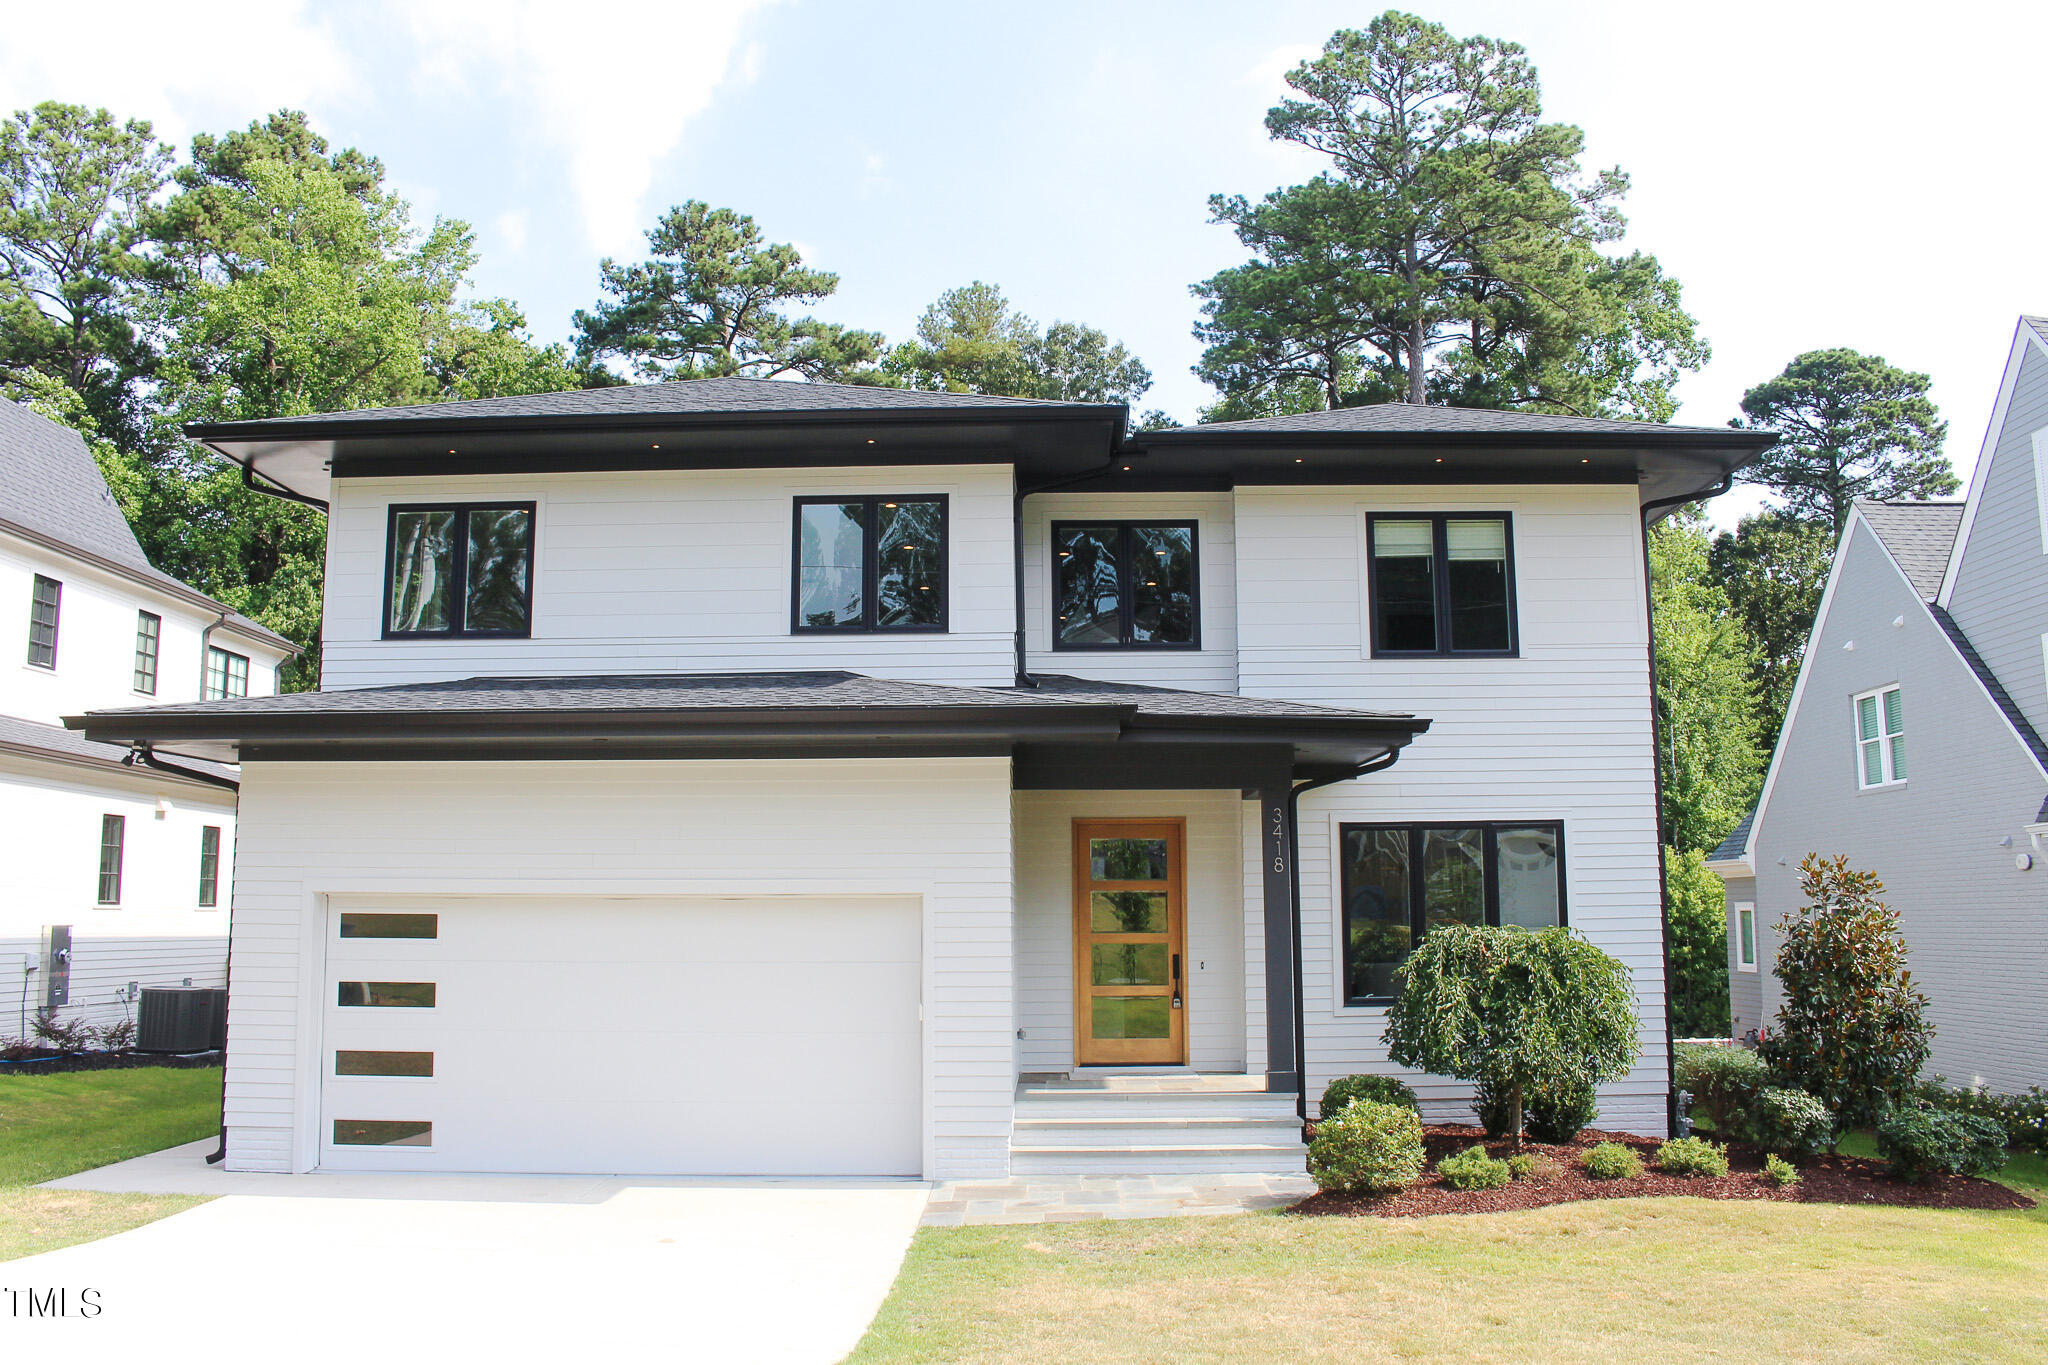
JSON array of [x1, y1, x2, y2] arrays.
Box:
[[321, 466, 1017, 689], [1721, 875, 1762, 1039], [0, 935, 226, 1035], [225, 757, 1015, 1177], [1236, 484, 1668, 1134]]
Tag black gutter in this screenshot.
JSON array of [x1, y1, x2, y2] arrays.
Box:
[[241, 462, 330, 513], [1640, 470, 1734, 1137], [1285, 748, 1404, 1122], [187, 401, 1128, 442], [129, 745, 240, 793]]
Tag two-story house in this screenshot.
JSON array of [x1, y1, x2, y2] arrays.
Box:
[[1710, 315, 2048, 1093], [3, 400, 293, 1037], [71, 381, 1766, 1179]]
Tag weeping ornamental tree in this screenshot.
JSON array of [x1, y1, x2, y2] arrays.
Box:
[[1383, 925, 1637, 1147]]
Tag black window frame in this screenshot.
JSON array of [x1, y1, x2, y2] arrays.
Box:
[[198, 824, 221, 908], [1337, 819, 1567, 1006], [27, 573, 60, 668], [381, 501, 538, 640], [134, 610, 161, 694], [789, 495, 950, 635], [1365, 512, 1519, 659], [97, 813, 125, 905], [204, 645, 249, 700], [1049, 520, 1202, 651]]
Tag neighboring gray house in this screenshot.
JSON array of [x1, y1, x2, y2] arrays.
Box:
[[1710, 316, 2048, 1091]]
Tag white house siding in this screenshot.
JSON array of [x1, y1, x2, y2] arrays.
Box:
[[319, 466, 1018, 690], [1011, 789, 1247, 1074], [1022, 492, 1238, 692], [1944, 343, 2048, 739], [1720, 874, 1762, 1039], [0, 752, 234, 1035], [1235, 483, 1669, 1133], [1751, 521, 2048, 1091], [223, 757, 1016, 1178]]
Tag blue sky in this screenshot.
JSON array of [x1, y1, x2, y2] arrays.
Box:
[[5, 1, 2043, 525]]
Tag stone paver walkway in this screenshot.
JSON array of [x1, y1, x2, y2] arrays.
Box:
[[921, 1171, 1314, 1226]]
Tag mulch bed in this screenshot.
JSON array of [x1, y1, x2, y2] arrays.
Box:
[[1289, 1124, 2034, 1219], [0, 1049, 223, 1077]]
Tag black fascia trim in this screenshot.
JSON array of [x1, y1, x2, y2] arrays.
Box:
[[1366, 512, 1520, 660], [187, 403, 1129, 442], [790, 495, 950, 635], [1049, 520, 1202, 651], [1128, 427, 1774, 452], [1336, 819, 1570, 1007], [238, 738, 1025, 763], [381, 502, 537, 641]]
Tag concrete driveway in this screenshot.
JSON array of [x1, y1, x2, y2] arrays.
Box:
[[7, 1140, 929, 1362]]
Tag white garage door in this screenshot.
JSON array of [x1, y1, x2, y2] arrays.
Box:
[[318, 896, 922, 1175]]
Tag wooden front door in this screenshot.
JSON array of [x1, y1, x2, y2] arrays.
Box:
[[1072, 818, 1186, 1066]]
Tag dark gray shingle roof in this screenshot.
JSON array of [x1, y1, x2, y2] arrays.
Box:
[[191, 378, 1110, 432], [1856, 500, 1964, 600], [0, 712, 236, 785], [1151, 403, 1738, 439], [2025, 316, 2048, 348], [1927, 605, 2048, 780], [1707, 807, 1755, 864]]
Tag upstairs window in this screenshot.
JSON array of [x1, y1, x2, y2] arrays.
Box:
[[1052, 522, 1198, 649], [792, 496, 947, 632], [385, 503, 535, 638], [1368, 514, 1516, 657], [97, 813, 125, 905], [205, 646, 248, 700], [198, 825, 222, 908], [27, 574, 60, 667], [1855, 684, 1905, 788], [1339, 821, 1564, 1004], [135, 611, 161, 694], [1735, 902, 1757, 972]]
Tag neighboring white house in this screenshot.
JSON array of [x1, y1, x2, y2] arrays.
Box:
[[2, 400, 293, 1040], [74, 381, 1769, 1178], [1710, 316, 2048, 1093]]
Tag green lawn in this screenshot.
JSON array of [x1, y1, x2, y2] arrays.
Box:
[[0, 1066, 222, 1262], [852, 1158, 2048, 1364]]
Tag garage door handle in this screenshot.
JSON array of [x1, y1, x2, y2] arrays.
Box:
[[1172, 954, 1182, 1010]]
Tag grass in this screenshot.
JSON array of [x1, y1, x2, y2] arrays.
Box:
[[0, 1066, 222, 1262], [852, 1157, 2048, 1363]]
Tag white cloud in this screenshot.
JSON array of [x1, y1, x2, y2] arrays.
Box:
[[392, 0, 777, 256], [0, 0, 357, 148], [495, 210, 530, 257]]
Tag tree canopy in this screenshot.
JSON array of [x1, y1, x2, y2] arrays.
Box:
[[1193, 11, 1705, 420], [1708, 509, 1836, 743], [883, 281, 1155, 405], [1731, 348, 1955, 533]]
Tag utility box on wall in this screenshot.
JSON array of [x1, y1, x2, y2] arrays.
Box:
[[40, 925, 71, 1008]]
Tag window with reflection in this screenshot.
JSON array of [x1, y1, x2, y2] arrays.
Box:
[[1368, 514, 1515, 656], [385, 503, 533, 637], [1052, 521, 1197, 648], [1339, 821, 1564, 1003], [793, 496, 947, 631]]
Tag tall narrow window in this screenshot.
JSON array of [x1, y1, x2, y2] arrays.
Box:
[[134, 611, 161, 693], [792, 496, 947, 632], [97, 814, 125, 905], [1051, 521, 1198, 648], [27, 574, 60, 667], [198, 825, 221, 907], [385, 503, 534, 637], [205, 646, 248, 700], [1368, 514, 1516, 657], [1735, 903, 1757, 972], [1854, 685, 1905, 788]]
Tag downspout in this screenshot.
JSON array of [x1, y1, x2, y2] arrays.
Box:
[[1640, 469, 1735, 1137], [1285, 749, 1404, 1121], [1012, 441, 1131, 688], [198, 608, 229, 698]]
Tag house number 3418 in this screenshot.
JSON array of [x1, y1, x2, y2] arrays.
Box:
[[1269, 805, 1287, 874]]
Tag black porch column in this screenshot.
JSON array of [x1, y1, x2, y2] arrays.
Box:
[[1256, 785, 1300, 1093]]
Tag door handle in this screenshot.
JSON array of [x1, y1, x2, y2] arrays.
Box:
[[1172, 953, 1182, 1009]]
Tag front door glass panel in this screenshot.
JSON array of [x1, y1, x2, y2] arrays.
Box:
[[1075, 822, 1183, 1063]]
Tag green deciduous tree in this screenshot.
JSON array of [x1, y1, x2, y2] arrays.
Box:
[[1664, 845, 1733, 1039], [1731, 348, 1955, 534], [1650, 513, 1763, 854], [1708, 509, 1835, 742], [1383, 924, 1638, 1147], [1761, 855, 1932, 1134], [0, 102, 172, 444], [1193, 12, 1704, 420], [884, 281, 1153, 404], [574, 201, 884, 383]]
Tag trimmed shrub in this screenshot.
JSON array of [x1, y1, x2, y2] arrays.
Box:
[[1655, 1136, 1730, 1177], [1872, 1105, 2009, 1184], [1675, 1043, 1769, 1135], [1762, 1154, 1801, 1187], [1525, 1078, 1599, 1144], [1472, 1077, 1519, 1139], [1917, 1079, 2048, 1154], [1436, 1144, 1512, 1191], [1320, 1074, 1421, 1120], [1581, 1142, 1644, 1180], [1507, 1152, 1563, 1182], [1747, 1087, 1833, 1160], [1308, 1099, 1427, 1195]]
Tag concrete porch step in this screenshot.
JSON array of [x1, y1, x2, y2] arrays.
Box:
[[1014, 1091, 1300, 1120], [1009, 1141, 1309, 1176], [1013, 1115, 1303, 1146]]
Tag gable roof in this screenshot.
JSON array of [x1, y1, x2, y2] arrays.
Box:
[[0, 712, 236, 788], [1707, 806, 1755, 866], [1149, 404, 1740, 440], [1854, 500, 1965, 599], [1936, 316, 2048, 604], [2027, 316, 2048, 347]]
